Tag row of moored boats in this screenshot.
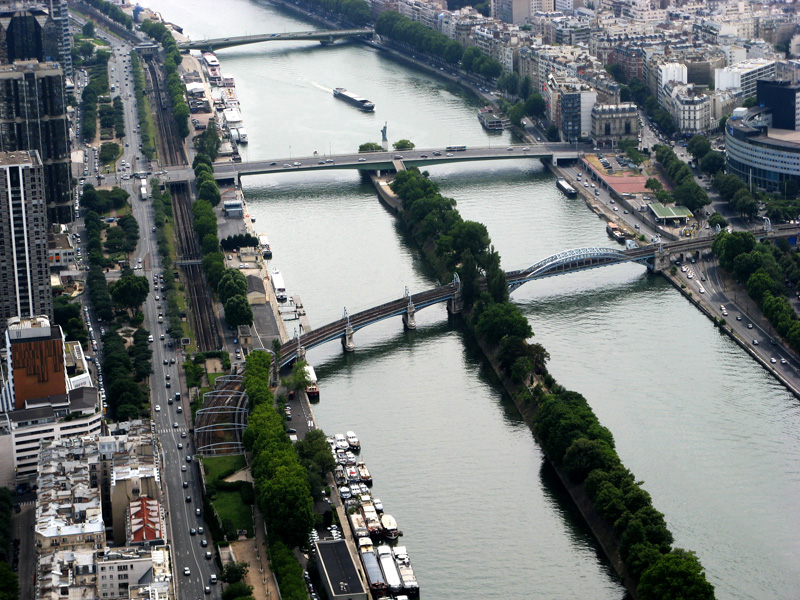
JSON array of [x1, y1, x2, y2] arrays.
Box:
[[328, 432, 419, 598]]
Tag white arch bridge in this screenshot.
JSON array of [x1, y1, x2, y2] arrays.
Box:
[[276, 242, 666, 367]]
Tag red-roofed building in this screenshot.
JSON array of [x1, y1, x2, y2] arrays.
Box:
[[126, 497, 165, 548]]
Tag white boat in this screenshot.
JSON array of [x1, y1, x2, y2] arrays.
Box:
[[381, 514, 399, 539], [271, 269, 287, 302], [356, 461, 372, 485], [393, 546, 419, 594], [334, 433, 349, 450], [346, 430, 360, 450], [377, 545, 402, 592]]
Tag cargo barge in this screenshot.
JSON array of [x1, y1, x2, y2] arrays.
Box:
[[333, 87, 375, 112]]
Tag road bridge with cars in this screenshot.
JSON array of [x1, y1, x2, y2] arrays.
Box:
[[164, 143, 590, 184], [177, 28, 374, 52], [271, 230, 800, 367]]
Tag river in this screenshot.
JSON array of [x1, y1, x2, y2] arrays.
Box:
[[138, 0, 800, 597]]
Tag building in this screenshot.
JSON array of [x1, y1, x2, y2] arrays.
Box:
[[0, 61, 71, 223], [591, 103, 640, 147], [0, 151, 52, 331], [35, 436, 105, 554], [0, 316, 100, 486], [726, 107, 800, 192], [549, 75, 596, 142], [107, 435, 160, 545], [492, 0, 529, 24], [246, 274, 266, 304], [757, 79, 800, 131], [0, 6, 60, 65], [314, 540, 368, 600], [656, 62, 687, 107], [715, 58, 776, 100], [223, 199, 244, 218], [47, 231, 75, 268], [663, 83, 712, 135], [126, 496, 165, 548]]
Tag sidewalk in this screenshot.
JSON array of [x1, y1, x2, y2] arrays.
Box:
[[225, 508, 279, 600]]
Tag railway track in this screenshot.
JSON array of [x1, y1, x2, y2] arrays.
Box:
[[143, 54, 220, 352], [170, 182, 221, 352], [195, 372, 247, 454]]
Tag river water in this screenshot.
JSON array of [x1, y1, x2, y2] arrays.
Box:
[[140, 0, 800, 597]]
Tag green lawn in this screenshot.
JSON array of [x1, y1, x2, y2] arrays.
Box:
[[203, 455, 246, 484], [211, 490, 254, 538], [208, 372, 224, 387]]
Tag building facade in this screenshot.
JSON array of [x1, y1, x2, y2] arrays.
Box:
[[591, 103, 640, 147], [0, 151, 52, 332], [715, 58, 776, 99], [756, 79, 800, 131], [0, 61, 71, 223]]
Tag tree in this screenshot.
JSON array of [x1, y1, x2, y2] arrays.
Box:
[[708, 213, 728, 228], [645, 177, 663, 193], [224, 295, 254, 327], [218, 269, 248, 304], [110, 275, 149, 316], [508, 102, 525, 127], [638, 549, 715, 600], [0, 561, 20, 600], [699, 151, 725, 175], [524, 94, 545, 118], [358, 142, 383, 153], [82, 21, 95, 37], [393, 139, 415, 151], [686, 135, 711, 160], [743, 96, 757, 108], [546, 125, 560, 142], [220, 561, 250, 584], [221, 582, 253, 600]]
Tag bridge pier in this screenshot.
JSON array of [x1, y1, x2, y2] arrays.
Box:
[[402, 298, 417, 330], [651, 250, 671, 273], [447, 291, 463, 315], [341, 325, 355, 352], [296, 345, 306, 362]]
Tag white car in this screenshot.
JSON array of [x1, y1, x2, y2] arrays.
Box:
[[155, 405, 161, 412]]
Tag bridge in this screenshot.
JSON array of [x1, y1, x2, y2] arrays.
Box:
[[177, 29, 374, 52], [271, 227, 800, 367], [164, 143, 589, 184]]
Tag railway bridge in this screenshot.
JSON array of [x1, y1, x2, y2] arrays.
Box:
[[177, 28, 374, 52], [271, 227, 799, 367]]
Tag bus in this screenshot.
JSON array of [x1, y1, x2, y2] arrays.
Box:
[[139, 181, 147, 201], [445, 145, 467, 152]]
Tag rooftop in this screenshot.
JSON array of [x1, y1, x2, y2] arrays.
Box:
[[649, 203, 693, 219], [0, 150, 37, 167], [315, 539, 365, 598]]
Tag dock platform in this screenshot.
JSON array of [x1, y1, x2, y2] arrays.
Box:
[[293, 295, 313, 334]]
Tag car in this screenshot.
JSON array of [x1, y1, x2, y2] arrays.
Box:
[[753, 339, 759, 345], [522, 147, 530, 151], [293, 161, 301, 166], [747, 323, 754, 329], [269, 161, 277, 166], [160, 334, 165, 340], [781, 358, 787, 364], [154, 295, 159, 301], [507, 146, 513, 151], [722, 310, 727, 316], [166, 382, 171, 388], [432, 151, 441, 156], [770, 357, 777, 364], [181, 465, 187, 472], [185, 495, 191, 503], [446, 152, 454, 157], [201, 539, 208, 547], [420, 154, 428, 158], [584, 182, 589, 187], [184, 567, 191, 576], [173, 422, 179, 428], [177, 406, 183, 413], [318, 160, 325, 164], [737, 316, 742, 321], [152, 226, 156, 232], [165, 374, 170, 381], [186, 455, 192, 462], [205, 586, 211, 595], [170, 358, 176, 364], [209, 573, 216, 584], [698, 287, 705, 293], [183, 481, 188, 488], [393, 155, 403, 159], [634, 224, 640, 229], [181, 431, 187, 438], [358, 157, 366, 162], [283, 163, 291, 168], [178, 443, 183, 450], [196, 508, 201, 516]]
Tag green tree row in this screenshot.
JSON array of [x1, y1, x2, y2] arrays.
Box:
[[713, 231, 800, 351], [653, 145, 710, 211], [83, 0, 132, 29], [53, 296, 89, 348], [315, 0, 370, 26], [81, 50, 112, 141], [102, 328, 152, 420], [149, 183, 183, 339], [220, 234, 259, 251], [129, 52, 156, 159], [194, 119, 221, 160], [140, 20, 190, 138], [529, 382, 714, 599], [81, 183, 129, 214], [376, 11, 502, 79]]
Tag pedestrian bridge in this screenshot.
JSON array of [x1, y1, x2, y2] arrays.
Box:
[[272, 227, 800, 366], [164, 144, 588, 184], [177, 29, 374, 52]]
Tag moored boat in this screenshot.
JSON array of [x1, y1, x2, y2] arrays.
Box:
[[556, 177, 577, 197], [393, 546, 419, 595], [346, 430, 360, 450], [381, 514, 399, 539], [356, 461, 372, 485]]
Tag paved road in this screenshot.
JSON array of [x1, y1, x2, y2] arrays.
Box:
[[73, 23, 221, 599]]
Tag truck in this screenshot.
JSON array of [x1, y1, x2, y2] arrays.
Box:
[[139, 181, 148, 201], [304, 365, 319, 400]]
